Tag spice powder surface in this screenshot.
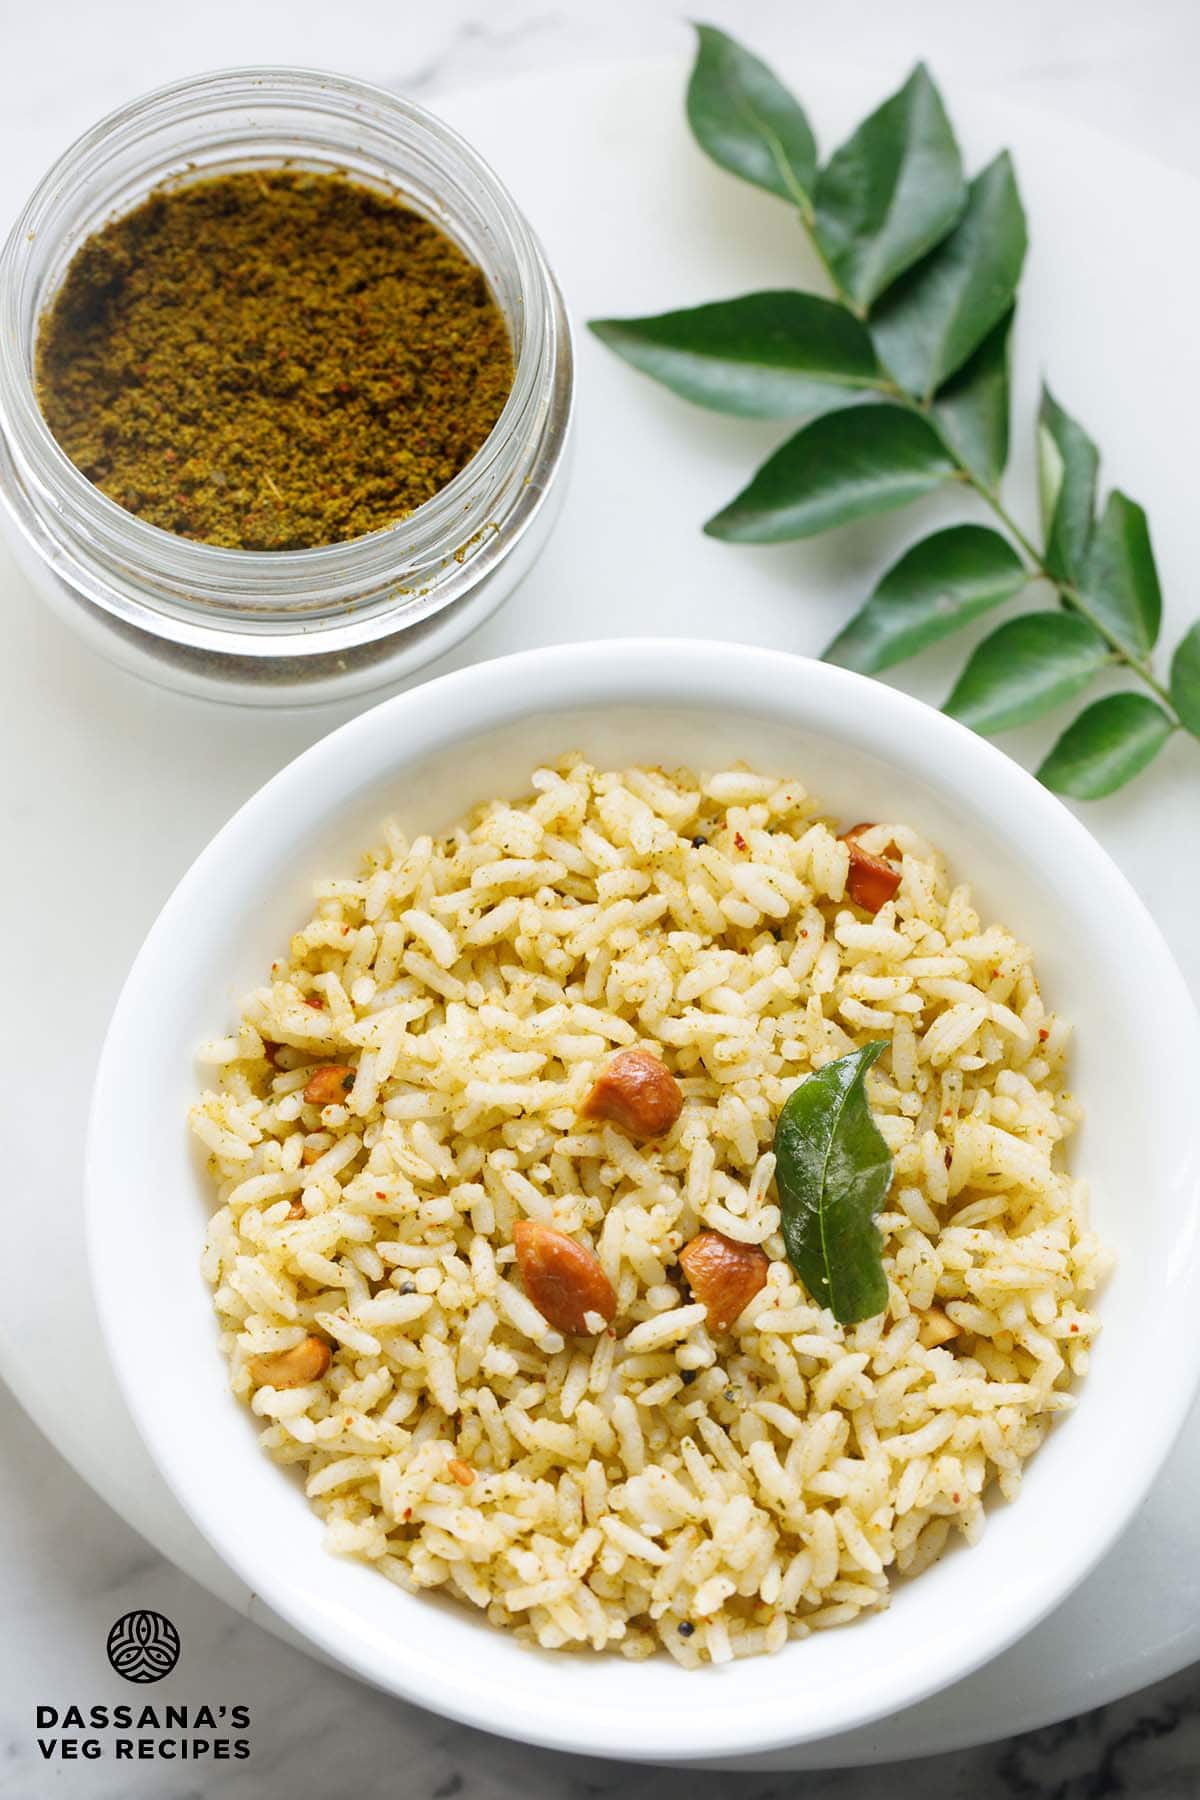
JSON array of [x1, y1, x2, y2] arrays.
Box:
[[35, 171, 514, 550]]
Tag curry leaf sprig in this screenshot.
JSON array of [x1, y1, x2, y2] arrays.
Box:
[[590, 26, 1200, 799]]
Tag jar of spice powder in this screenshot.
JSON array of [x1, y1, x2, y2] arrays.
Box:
[[0, 69, 573, 706]]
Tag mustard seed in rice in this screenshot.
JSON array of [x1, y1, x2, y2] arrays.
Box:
[[191, 758, 1111, 1665]]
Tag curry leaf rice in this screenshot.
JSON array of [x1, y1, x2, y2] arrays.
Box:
[[191, 758, 1109, 1665]]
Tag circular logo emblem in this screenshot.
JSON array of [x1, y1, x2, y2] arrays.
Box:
[[105, 1610, 181, 1684]]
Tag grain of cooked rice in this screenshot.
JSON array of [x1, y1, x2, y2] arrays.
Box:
[[192, 757, 1110, 1663]]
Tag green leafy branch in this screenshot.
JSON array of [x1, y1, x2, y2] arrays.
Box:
[[589, 25, 1200, 798]]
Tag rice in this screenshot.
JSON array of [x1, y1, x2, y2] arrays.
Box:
[[191, 756, 1111, 1663]]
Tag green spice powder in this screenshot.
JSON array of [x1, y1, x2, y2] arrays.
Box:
[[35, 171, 514, 550]]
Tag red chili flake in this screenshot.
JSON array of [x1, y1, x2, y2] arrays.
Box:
[[733, 832, 748, 852], [341, 925, 350, 935], [403, 1507, 413, 1521], [1069, 1323, 1079, 1334], [952, 1491, 961, 1504], [375, 1190, 386, 1199], [304, 995, 326, 1010], [1038, 1028, 1050, 1042]]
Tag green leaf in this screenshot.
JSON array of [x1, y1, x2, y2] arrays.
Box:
[[1079, 491, 1162, 656], [704, 404, 955, 543], [870, 153, 1028, 399], [930, 308, 1012, 488], [1169, 621, 1200, 738], [825, 525, 1027, 673], [1038, 693, 1174, 798], [1038, 385, 1099, 585], [813, 64, 966, 312], [773, 1041, 892, 1325], [944, 612, 1111, 734], [588, 292, 881, 419], [686, 25, 817, 207]]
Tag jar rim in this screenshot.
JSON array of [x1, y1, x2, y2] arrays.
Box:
[[0, 65, 569, 646]]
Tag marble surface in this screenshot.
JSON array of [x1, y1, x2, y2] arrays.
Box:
[[4, 0, 1200, 1794]]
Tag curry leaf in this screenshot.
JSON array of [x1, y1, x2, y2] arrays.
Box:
[[825, 525, 1027, 673], [686, 25, 817, 207], [588, 292, 881, 418], [774, 1041, 892, 1325], [870, 153, 1027, 399], [1038, 693, 1174, 798], [813, 64, 966, 311], [1079, 491, 1162, 656], [704, 404, 956, 542], [944, 612, 1111, 733], [1038, 385, 1099, 585], [930, 308, 1012, 488], [589, 34, 1197, 801], [1170, 622, 1200, 738]]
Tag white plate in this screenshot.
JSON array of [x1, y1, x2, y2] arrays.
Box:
[[4, 57, 1200, 1769], [87, 639, 1200, 1763]]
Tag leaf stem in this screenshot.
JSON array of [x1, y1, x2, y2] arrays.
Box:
[[795, 209, 1183, 730], [967, 472, 1177, 714], [795, 214, 868, 321]]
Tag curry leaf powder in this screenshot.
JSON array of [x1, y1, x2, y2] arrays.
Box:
[[35, 171, 514, 550]]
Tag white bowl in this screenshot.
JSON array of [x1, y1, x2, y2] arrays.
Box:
[[87, 639, 1200, 1763]]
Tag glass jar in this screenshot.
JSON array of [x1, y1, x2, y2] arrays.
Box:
[[0, 68, 573, 706]]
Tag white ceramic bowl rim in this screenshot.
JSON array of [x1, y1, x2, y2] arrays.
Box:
[[86, 639, 1200, 1762]]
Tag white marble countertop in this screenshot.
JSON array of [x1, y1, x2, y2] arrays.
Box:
[[4, 1, 1200, 1795]]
